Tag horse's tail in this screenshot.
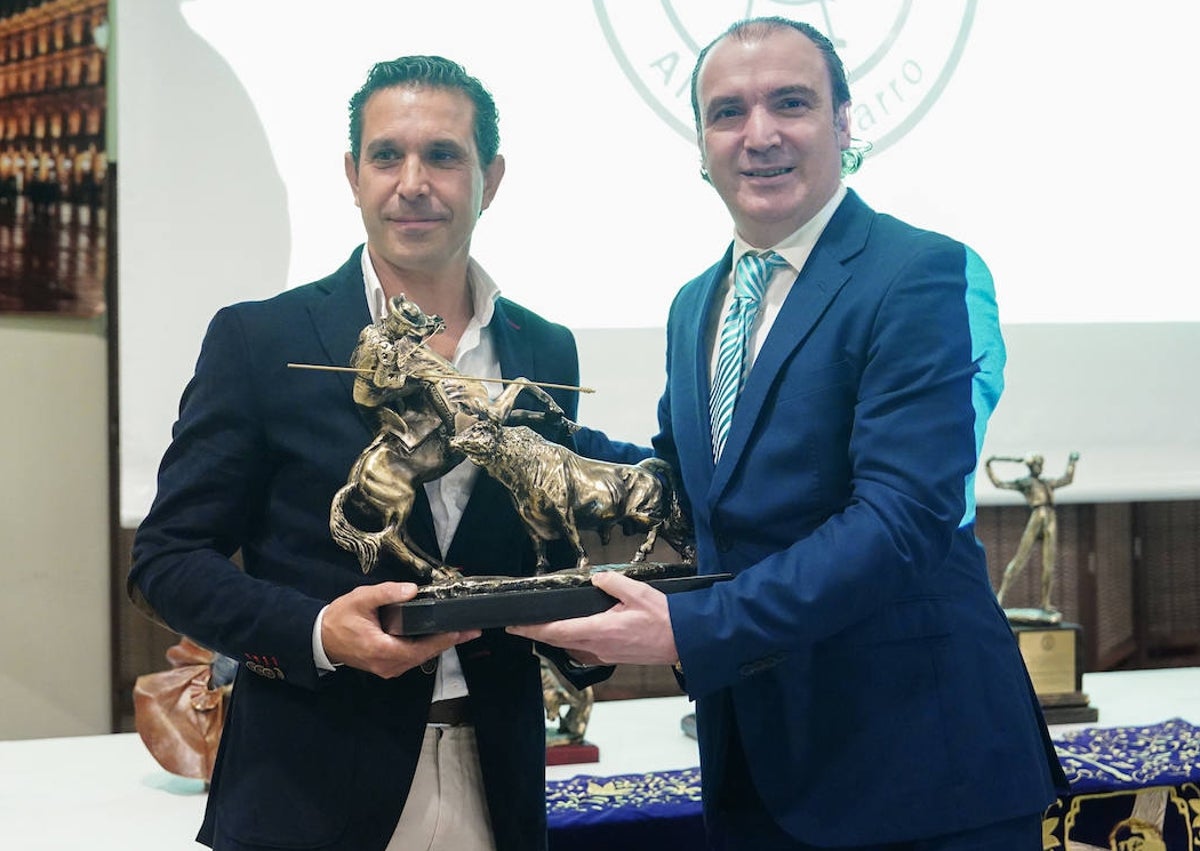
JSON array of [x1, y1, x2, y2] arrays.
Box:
[[329, 483, 382, 573]]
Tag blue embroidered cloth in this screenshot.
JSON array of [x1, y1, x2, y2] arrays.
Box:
[[545, 719, 1200, 831], [1053, 717, 1200, 794], [547, 766, 703, 828]]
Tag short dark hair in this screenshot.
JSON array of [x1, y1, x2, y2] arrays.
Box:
[[347, 55, 500, 166], [689, 17, 852, 132]]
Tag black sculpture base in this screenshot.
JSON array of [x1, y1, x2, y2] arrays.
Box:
[[380, 562, 724, 636]]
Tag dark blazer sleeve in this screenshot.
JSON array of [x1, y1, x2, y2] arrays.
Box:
[[128, 256, 374, 692], [129, 305, 329, 689]]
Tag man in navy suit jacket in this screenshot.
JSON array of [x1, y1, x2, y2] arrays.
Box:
[[512, 17, 1066, 850], [129, 56, 630, 851]]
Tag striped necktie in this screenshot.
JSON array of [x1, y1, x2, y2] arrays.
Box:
[[709, 251, 786, 461]]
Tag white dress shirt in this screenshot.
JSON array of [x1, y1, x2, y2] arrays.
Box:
[[707, 184, 848, 383]]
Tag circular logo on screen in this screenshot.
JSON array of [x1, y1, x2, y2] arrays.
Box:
[[593, 0, 977, 158]]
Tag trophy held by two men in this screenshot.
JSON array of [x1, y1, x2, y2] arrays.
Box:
[[322, 295, 705, 636]]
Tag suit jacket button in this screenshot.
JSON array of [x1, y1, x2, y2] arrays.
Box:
[[715, 535, 733, 553]]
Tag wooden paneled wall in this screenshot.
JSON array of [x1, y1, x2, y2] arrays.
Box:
[[112, 500, 1200, 732]]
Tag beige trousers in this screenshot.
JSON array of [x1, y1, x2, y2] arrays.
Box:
[[387, 725, 496, 851]]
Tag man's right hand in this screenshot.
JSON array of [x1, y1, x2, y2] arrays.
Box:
[[322, 582, 479, 678]]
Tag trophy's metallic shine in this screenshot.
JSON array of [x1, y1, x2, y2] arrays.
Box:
[[985, 451, 1080, 624], [987, 451, 1095, 723], [326, 296, 703, 635]]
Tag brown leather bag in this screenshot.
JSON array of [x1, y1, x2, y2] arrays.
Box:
[[133, 637, 231, 781]]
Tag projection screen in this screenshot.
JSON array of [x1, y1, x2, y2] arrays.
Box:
[[116, 0, 1200, 525]]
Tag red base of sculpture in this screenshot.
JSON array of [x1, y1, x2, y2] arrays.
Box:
[[546, 741, 600, 766]]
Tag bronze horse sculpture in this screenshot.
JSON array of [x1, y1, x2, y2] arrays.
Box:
[[328, 295, 574, 580]]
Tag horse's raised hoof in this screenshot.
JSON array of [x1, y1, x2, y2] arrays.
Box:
[[430, 565, 463, 584]]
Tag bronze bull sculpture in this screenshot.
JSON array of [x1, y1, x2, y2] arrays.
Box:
[[449, 417, 694, 571]]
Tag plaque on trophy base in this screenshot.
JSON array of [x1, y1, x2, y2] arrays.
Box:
[[1010, 618, 1098, 724], [380, 564, 729, 636]]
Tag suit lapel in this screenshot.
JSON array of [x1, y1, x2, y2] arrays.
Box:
[[708, 192, 872, 502], [491, 300, 535, 391], [309, 246, 372, 417], [680, 249, 734, 490]]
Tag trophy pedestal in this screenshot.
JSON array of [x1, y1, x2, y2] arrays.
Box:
[[545, 736, 599, 766], [380, 564, 727, 636], [1010, 618, 1098, 724]]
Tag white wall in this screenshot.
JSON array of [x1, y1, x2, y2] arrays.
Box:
[[0, 317, 110, 739], [0, 0, 114, 740]]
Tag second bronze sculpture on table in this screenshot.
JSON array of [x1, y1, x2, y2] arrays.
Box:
[[985, 451, 1080, 624]]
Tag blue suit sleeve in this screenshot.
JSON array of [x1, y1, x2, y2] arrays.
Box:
[[571, 426, 652, 465]]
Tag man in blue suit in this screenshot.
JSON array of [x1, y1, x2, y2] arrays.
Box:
[[129, 56, 627, 851], [512, 17, 1066, 850]]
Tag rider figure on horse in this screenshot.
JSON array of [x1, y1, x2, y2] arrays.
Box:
[[351, 294, 573, 450]]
